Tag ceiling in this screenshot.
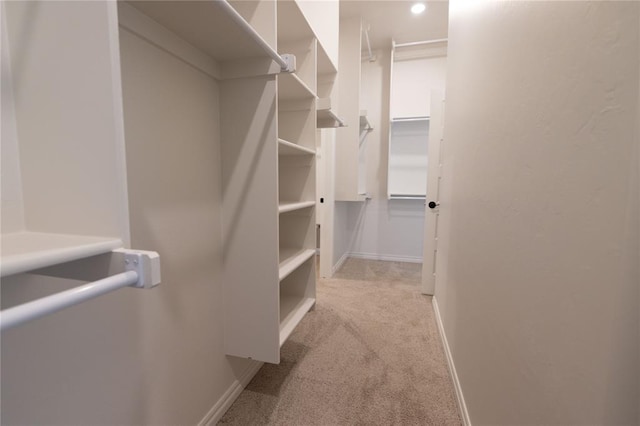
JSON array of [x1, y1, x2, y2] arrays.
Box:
[[339, 1, 449, 50]]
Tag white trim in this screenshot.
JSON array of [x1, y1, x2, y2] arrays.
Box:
[[332, 251, 349, 275], [348, 252, 423, 264], [432, 297, 471, 426], [198, 361, 264, 426]]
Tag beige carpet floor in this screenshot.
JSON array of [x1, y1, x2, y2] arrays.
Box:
[[219, 258, 462, 425]]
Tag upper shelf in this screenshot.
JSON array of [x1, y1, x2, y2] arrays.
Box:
[[125, 1, 279, 64], [1, 232, 123, 277], [318, 97, 346, 128], [278, 73, 317, 102], [277, 0, 337, 74]]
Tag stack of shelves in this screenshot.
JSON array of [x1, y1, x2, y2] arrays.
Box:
[[276, 0, 318, 355]]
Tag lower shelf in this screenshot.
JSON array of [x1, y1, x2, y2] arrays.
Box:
[[279, 296, 315, 347], [279, 248, 315, 281], [0, 232, 123, 277]]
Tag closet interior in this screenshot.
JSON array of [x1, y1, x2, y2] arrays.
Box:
[[1, 0, 339, 365]]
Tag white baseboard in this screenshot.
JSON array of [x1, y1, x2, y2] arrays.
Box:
[[348, 251, 423, 264], [432, 297, 471, 426], [332, 251, 349, 275], [198, 361, 264, 426]]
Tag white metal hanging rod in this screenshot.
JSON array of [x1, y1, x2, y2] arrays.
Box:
[[394, 38, 448, 49], [0, 249, 161, 332], [0, 271, 138, 331], [392, 116, 430, 122], [389, 195, 427, 200], [363, 25, 375, 62], [216, 0, 295, 73]]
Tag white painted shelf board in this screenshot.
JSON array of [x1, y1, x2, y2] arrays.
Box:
[[360, 111, 373, 131], [278, 201, 316, 214], [278, 73, 317, 101], [277, 0, 336, 74], [318, 109, 344, 128], [317, 97, 345, 128], [0, 232, 123, 277], [278, 138, 316, 156], [279, 248, 315, 281], [279, 296, 315, 346], [126, 1, 276, 62]]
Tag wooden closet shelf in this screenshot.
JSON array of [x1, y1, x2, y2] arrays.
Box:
[[278, 73, 317, 101], [278, 138, 316, 156], [0, 232, 123, 277], [278, 248, 315, 281], [279, 295, 315, 346], [278, 201, 316, 214], [126, 0, 277, 64]]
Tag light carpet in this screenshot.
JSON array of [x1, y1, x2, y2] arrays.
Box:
[[219, 258, 462, 425]]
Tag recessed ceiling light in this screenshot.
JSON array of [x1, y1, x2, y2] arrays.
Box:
[[411, 3, 426, 14]]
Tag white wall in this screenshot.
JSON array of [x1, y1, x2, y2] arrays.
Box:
[[333, 201, 351, 270], [436, 1, 640, 424], [391, 55, 447, 118], [0, 11, 24, 234]]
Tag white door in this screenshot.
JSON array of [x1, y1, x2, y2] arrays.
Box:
[[421, 90, 445, 295]]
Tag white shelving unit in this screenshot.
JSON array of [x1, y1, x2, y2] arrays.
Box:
[[119, 0, 310, 364], [336, 17, 368, 201], [3, 0, 333, 366], [1, 1, 131, 277], [273, 0, 318, 363]]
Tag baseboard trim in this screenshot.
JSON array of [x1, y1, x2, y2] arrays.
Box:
[[432, 297, 471, 426], [348, 252, 423, 264], [198, 360, 264, 426], [332, 251, 349, 275]]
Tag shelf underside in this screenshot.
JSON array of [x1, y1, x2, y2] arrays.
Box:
[[126, 1, 275, 62], [318, 108, 344, 128], [1, 232, 123, 277]]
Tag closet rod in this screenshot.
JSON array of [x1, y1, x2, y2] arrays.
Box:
[[0, 271, 140, 331], [216, 0, 295, 72], [394, 38, 448, 48], [392, 116, 430, 122], [363, 25, 375, 62]]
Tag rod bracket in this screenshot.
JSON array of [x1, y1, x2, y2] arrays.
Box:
[[112, 249, 161, 289], [281, 53, 296, 73]]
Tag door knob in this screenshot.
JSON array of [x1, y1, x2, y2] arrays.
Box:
[[428, 201, 439, 209]]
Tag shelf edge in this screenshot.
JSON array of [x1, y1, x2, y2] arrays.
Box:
[[1, 235, 123, 277]]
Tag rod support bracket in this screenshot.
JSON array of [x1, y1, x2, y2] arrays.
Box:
[[281, 53, 296, 73], [112, 249, 161, 289]]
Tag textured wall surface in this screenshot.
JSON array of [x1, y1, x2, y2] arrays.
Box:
[[436, 1, 639, 424]]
